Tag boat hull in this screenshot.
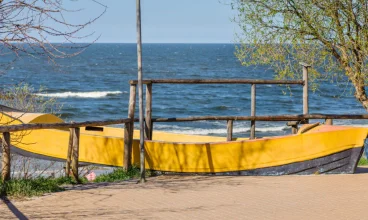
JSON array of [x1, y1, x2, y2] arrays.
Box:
[[205, 147, 364, 175], [1, 108, 367, 175]]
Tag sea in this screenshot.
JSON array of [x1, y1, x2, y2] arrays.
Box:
[[1, 43, 367, 138]]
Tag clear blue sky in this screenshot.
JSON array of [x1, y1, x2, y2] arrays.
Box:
[[60, 0, 240, 43]]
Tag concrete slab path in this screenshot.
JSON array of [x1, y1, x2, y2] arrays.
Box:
[[2, 168, 368, 219]]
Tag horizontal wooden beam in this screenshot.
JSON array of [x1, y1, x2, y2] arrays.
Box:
[[129, 79, 304, 85], [1, 113, 367, 133], [0, 118, 132, 133], [150, 114, 368, 122], [286, 121, 301, 126]]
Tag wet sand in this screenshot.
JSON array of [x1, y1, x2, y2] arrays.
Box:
[[2, 167, 368, 219]]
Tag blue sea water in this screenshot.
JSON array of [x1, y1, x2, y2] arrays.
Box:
[[1, 43, 367, 137]]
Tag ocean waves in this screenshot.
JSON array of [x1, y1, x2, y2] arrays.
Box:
[[35, 91, 125, 98], [153, 124, 288, 136]]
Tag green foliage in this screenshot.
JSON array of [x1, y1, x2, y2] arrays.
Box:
[[0, 167, 143, 198], [0, 83, 64, 180], [0, 83, 62, 115], [94, 167, 141, 183], [358, 157, 368, 166], [232, 0, 368, 109], [0, 177, 75, 198]]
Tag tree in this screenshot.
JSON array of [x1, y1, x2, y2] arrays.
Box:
[[0, 0, 105, 73], [232, 0, 368, 110], [0, 1, 105, 179]]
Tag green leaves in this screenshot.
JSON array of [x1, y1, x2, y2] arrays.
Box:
[[233, 0, 368, 107]]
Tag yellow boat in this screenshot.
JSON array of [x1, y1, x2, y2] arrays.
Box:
[[1, 105, 367, 175]]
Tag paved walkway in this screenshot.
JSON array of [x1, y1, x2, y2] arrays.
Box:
[[2, 167, 368, 219]]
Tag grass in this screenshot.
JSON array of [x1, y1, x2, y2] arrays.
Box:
[[358, 157, 368, 166], [0, 167, 144, 198], [94, 166, 141, 183], [0, 177, 76, 198]]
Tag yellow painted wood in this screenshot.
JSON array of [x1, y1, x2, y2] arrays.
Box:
[[1, 111, 367, 172], [142, 127, 366, 172]]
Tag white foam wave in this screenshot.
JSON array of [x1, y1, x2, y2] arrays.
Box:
[[338, 124, 368, 128], [329, 121, 368, 127], [153, 124, 287, 135], [35, 91, 125, 98]]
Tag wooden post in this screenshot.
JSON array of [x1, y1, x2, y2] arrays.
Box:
[[1, 132, 11, 182], [300, 62, 310, 124], [286, 121, 299, 134], [250, 84, 256, 139], [65, 129, 73, 178], [145, 83, 153, 140], [325, 118, 333, 125], [227, 120, 233, 141], [71, 128, 80, 183], [291, 125, 298, 134], [124, 84, 137, 170], [136, 0, 146, 183]]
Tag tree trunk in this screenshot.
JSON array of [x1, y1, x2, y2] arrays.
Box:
[[352, 79, 368, 111]]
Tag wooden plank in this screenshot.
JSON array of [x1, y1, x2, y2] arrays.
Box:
[[0, 118, 132, 133], [71, 128, 80, 183], [301, 63, 310, 123], [286, 121, 300, 126], [227, 120, 233, 141], [212, 147, 362, 175], [136, 0, 146, 183], [124, 84, 137, 170], [124, 122, 131, 170], [145, 83, 152, 140], [151, 114, 368, 122], [291, 125, 298, 134], [0, 113, 368, 134], [287, 121, 299, 134], [65, 129, 73, 178], [325, 119, 333, 125], [130, 79, 304, 85], [250, 84, 256, 139], [1, 132, 10, 182]]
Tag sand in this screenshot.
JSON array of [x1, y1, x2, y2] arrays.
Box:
[[2, 167, 368, 219]]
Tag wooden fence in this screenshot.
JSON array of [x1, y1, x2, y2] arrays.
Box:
[[1, 63, 368, 183], [129, 72, 309, 141], [1, 118, 133, 183]]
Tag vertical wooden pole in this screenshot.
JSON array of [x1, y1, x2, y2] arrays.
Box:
[[227, 120, 233, 141], [124, 84, 137, 170], [287, 121, 299, 134], [71, 128, 80, 183], [325, 119, 333, 125], [65, 129, 73, 178], [136, 0, 146, 183], [145, 83, 152, 140], [291, 125, 298, 134], [1, 132, 11, 182], [250, 84, 256, 139], [301, 62, 310, 124]]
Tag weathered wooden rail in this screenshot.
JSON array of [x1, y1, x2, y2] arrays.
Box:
[[148, 114, 368, 141], [129, 79, 305, 85], [129, 69, 309, 141], [129, 78, 307, 141], [1, 118, 133, 183]]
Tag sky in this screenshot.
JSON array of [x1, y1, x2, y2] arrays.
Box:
[[58, 0, 241, 43]]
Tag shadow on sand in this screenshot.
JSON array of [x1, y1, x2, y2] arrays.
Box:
[[1, 196, 28, 220]]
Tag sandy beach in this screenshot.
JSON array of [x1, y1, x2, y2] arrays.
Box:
[[1, 167, 368, 219]]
